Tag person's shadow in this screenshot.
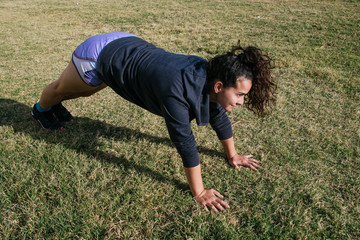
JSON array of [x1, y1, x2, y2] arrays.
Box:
[[0, 98, 223, 193]]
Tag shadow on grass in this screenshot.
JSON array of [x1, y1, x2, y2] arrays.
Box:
[[0, 98, 223, 193]]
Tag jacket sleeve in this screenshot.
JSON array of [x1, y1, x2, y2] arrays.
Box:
[[209, 102, 233, 140], [161, 96, 200, 168]]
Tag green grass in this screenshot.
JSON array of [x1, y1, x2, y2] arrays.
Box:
[[1, 0, 359, 239]]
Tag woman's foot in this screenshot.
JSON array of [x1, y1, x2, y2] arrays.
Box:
[[52, 102, 74, 122], [31, 104, 64, 130]]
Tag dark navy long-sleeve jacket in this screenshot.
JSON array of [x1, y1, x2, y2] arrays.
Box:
[[96, 36, 233, 167]]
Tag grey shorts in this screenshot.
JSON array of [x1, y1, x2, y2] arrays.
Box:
[[72, 54, 101, 87]]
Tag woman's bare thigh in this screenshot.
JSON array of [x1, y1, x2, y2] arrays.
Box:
[[54, 61, 106, 95]]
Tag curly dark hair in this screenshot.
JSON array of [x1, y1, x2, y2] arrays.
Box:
[[206, 41, 276, 116]]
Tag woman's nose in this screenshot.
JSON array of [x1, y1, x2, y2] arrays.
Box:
[[237, 96, 244, 105]]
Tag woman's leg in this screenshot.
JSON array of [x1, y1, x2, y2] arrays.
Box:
[[39, 60, 106, 109], [33, 60, 107, 129]]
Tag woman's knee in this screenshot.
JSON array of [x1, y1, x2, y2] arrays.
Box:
[[50, 80, 70, 96], [43, 81, 62, 96]]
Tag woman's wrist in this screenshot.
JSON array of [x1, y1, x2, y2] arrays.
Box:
[[193, 188, 205, 198], [228, 153, 238, 161]]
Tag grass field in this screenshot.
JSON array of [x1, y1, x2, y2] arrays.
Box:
[[0, 0, 359, 239]]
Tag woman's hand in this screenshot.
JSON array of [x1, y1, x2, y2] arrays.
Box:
[[229, 154, 261, 171], [194, 189, 230, 213]]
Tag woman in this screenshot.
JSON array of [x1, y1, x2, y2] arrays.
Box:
[[32, 32, 276, 213]]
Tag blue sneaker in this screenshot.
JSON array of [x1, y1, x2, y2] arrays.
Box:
[[31, 104, 64, 130], [52, 102, 74, 122]]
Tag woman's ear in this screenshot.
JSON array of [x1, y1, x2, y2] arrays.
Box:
[[213, 81, 224, 93]]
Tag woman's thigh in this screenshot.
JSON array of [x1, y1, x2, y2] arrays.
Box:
[[53, 60, 106, 95]]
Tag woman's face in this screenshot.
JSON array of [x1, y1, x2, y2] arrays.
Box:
[[212, 76, 252, 112]]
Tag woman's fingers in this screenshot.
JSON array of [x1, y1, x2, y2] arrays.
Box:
[[229, 154, 263, 173], [212, 189, 224, 198], [252, 162, 261, 169], [237, 155, 262, 171], [207, 200, 228, 213], [210, 205, 220, 213], [216, 198, 230, 210], [249, 165, 259, 171], [202, 203, 209, 212], [195, 189, 230, 213], [212, 190, 230, 210]]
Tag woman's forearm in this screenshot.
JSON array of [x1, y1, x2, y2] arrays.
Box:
[[184, 164, 204, 196], [220, 137, 237, 160]]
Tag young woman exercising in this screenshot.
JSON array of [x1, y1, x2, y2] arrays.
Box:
[[32, 32, 276, 213]]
